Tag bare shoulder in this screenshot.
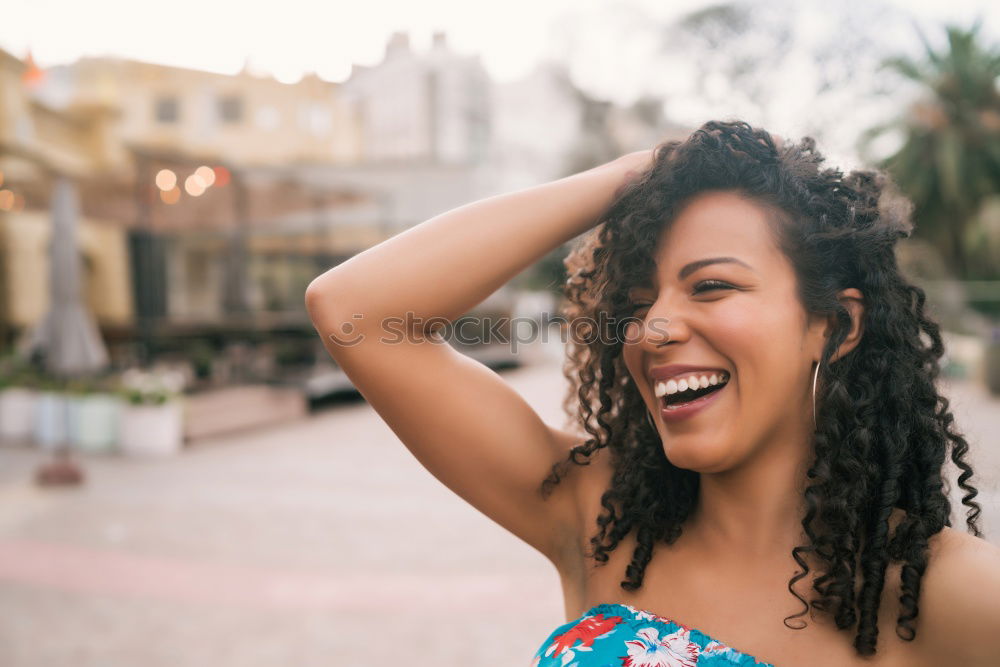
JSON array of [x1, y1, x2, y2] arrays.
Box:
[[917, 526, 1000, 666]]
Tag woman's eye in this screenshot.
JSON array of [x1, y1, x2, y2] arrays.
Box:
[[628, 281, 734, 310], [693, 280, 734, 294]]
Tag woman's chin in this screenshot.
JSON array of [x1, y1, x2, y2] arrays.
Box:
[[661, 442, 732, 473]]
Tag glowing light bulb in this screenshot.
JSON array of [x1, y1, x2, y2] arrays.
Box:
[[194, 165, 215, 187], [213, 166, 230, 187], [160, 187, 181, 204], [155, 169, 177, 191], [184, 174, 205, 197]]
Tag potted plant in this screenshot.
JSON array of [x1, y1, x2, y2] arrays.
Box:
[[116, 368, 186, 457], [0, 357, 41, 444], [188, 340, 215, 385], [65, 374, 121, 455], [33, 373, 70, 452]]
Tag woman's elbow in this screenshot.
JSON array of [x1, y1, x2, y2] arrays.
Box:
[[305, 275, 340, 323]]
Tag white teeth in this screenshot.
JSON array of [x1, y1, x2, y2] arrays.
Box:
[[654, 371, 729, 398]]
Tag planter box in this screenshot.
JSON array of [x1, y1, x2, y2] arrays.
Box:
[[68, 394, 120, 454], [183, 384, 306, 440], [118, 401, 183, 458], [34, 391, 70, 451], [0, 387, 39, 443]]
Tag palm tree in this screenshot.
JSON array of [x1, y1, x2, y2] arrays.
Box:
[[862, 21, 1000, 281]]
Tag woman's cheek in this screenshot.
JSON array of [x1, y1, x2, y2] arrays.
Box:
[[708, 301, 761, 346], [622, 339, 642, 385], [623, 319, 643, 346]]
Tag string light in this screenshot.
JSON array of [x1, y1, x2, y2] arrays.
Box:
[[213, 166, 231, 187], [184, 174, 205, 197], [160, 186, 181, 204], [155, 169, 177, 191], [194, 165, 215, 187]]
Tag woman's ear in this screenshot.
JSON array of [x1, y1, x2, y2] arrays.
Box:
[[828, 288, 865, 363]]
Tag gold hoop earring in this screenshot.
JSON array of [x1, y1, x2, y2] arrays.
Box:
[[646, 409, 657, 431]]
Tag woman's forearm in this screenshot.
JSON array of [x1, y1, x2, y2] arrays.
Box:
[[305, 151, 649, 333]]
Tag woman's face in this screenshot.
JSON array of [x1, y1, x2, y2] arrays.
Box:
[[622, 190, 826, 473]]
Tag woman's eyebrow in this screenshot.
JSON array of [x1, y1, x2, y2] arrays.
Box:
[[678, 256, 756, 280]]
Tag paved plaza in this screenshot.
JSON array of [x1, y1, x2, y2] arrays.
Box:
[[0, 337, 997, 666]]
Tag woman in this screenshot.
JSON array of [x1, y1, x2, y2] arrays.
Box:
[[305, 120, 999, 666]]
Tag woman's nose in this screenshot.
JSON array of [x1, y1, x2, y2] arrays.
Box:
[[634, 304, 689, 351], [643, 313, 672, 347]]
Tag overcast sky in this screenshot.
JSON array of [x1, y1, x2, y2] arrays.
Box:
[[3, 0, 994, 87], [2, 0, 996, 165]]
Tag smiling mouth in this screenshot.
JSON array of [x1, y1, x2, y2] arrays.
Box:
[[659, 374, 730, 408]]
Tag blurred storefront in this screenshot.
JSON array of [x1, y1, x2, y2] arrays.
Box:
[[0, 37, 531, 414], [0, 47, 379, 403], [0, 49, 134, 349], [1, 31, 671, 421]]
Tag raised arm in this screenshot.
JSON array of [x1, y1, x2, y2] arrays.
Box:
[[304, 150, 653, 567], [306, 150, 653, 327]]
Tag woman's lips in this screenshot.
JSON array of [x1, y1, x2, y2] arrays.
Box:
[[657, 381, 728, 423]]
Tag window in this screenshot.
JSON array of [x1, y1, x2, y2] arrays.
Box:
[[218, 95, 243, 123], [255, 105, 280, 130], [154, 96, 179, 123], [298, 104, 331, 135]]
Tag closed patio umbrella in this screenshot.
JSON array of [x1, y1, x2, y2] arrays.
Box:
[[25, 176, 109, 374], [23, 175, 110, 485]]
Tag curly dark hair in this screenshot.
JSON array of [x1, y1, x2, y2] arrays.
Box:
[[537, 119, 984, 657]]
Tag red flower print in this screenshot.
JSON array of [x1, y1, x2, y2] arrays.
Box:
[[547, 613, 624, 657]]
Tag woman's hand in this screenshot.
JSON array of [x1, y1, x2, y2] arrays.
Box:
[[614, 148, 656, 197]]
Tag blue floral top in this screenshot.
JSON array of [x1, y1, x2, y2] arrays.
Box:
[[531, 602, 776, 666]]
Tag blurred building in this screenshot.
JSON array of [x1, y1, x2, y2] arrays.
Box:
[[488, 61, 589, 191], [3, 50, 375, 364], [341, 30, 490, 165], [487, 61, 689, 192], [0, 49, 133, 345], [1, 31, 685, 395], [36, 57, 361, 166]]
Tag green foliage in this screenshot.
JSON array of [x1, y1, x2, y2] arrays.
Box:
[[117, 368, 185, 406], [187, 340, 215, 379], [862, 21, 1000, 284], [0, 352, 121, 394], [0, 355, 57, 391], [0, 355, 30, 390]]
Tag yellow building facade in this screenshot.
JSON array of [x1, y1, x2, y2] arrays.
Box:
[[60, 57, 362, 166], [0, 48, 369, 347], [0, 49, 133, 338]]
